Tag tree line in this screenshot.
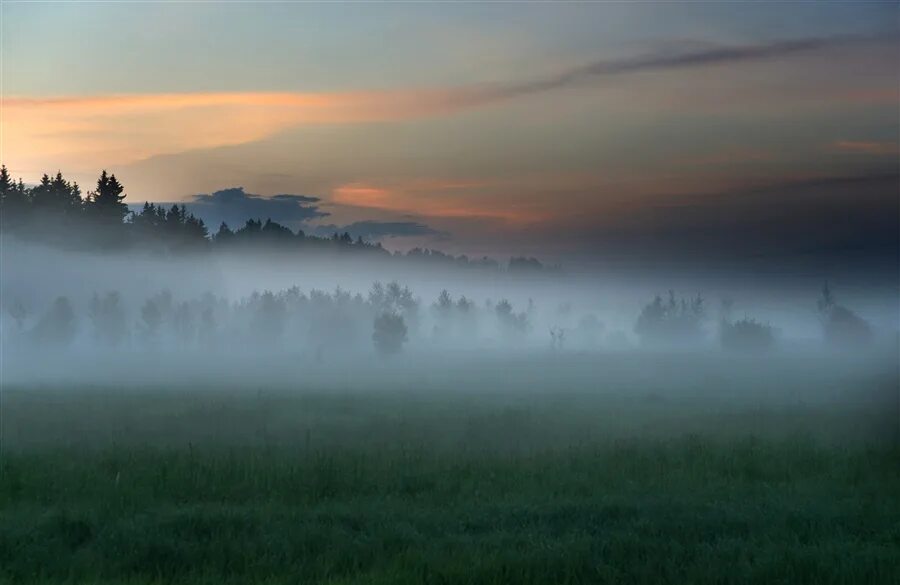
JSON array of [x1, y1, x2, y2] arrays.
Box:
[[0, 165, 551, 272], [634, 284, 874, 351], [5, 282, 539, 358], [3, 279, 879, 361]]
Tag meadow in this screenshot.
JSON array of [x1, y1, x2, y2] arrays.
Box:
[[1, 351, 898, 584]]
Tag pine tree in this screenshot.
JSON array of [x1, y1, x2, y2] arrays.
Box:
[[165, 204, 185, 230], [89, 170, 128, 223], [51, 172, 82, 213], [29, 174, 54, 209], [185, 213, 209, 242], [0, 165, 28, 228], [214, 222, 234, 243], [27, 171, 81, 215], [0, 165, 11, 200]]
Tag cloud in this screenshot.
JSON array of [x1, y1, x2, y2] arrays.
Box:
[[562, 172, 899, 273], [475, 33, 894, 101], [831, 140, 899, 156], [4, 91, 459, 174], [135, 186, 451, 242], [6, 32, 895, 177], [331, 182, 545, 223], [312, 220, 446, 241], [184, 187, 328, 229]]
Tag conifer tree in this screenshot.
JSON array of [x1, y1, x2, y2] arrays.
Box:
[[89, 170, 128, 223], [0, 165, 28, 228]]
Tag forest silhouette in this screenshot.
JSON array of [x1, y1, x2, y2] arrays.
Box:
[[0, 165, 551, 273]]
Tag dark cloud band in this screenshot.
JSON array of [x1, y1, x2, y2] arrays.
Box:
[[186, 187, 328, 229], [475, 33, 895, 103]]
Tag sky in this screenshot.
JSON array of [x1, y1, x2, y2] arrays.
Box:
[[2, 1, 898, 268]]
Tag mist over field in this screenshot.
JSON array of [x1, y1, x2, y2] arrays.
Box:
[[2, 233, 897, 390], [2, 231, 898, 584], [2, 231, 898, 465], [3, 2, 900, 583], [2, 227, 898, 455]]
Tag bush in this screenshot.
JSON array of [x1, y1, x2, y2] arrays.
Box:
[[31, 297, 77, 348], [89, 291, 127, 347], [823, 306, 872, 348], [635, 291, 704, 347], [495, 299, 529, 341], [816, 283, 872, 349], [720, 318, 775, 352], [373, 312, 407, 356]]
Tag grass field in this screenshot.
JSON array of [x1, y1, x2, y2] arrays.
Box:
[[1, 351, 898, 584]]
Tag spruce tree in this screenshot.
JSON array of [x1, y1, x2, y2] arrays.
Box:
[[0, 165, 26, 228], [0, 165, 11, 200], [90, 170, 128, 224]]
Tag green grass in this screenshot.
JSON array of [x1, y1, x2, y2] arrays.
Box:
[[1, 440, 898, 584], [1, 351, 898, 584]]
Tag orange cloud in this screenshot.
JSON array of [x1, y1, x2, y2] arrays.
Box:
[[5, 33, 894, 184], [831, 140, 899, 156], [3, 89, 494, 176], [330, 169, 804, 227], [332, 185, 395, 209], [331, 181, 545, 224]]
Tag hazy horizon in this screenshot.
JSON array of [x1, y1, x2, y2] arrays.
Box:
[[4, 1, 897, 268]]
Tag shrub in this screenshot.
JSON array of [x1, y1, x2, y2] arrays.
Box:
[[89, 291, 127, 347], [823, 306, 872, 348], [31, 297, 77, 347], [635, 291, 704, 346], [495, 299, 529, 341], [720, 318, 775, 352], [816, 283, 872, 349], [373, 312, 407, 356]]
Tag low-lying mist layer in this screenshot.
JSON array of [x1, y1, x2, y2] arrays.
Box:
[[4, 246, 897, 384]]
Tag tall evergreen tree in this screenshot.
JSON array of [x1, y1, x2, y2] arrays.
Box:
[[184, 213, 209, 242], [165, 204, 186, 230], [49, 172, 82, 213], [25, 170, 81, 233], [0, 165, 11, 200], [29, 174, 54, 209], [0, 165, 28, 228], [214, 222, 234, 243], [89, 170, 128, 223]]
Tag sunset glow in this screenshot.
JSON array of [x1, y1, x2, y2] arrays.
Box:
[[2, 1, 897, 257]]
